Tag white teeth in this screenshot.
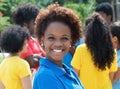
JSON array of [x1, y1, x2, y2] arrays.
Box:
[[53, 49, 62, 52]]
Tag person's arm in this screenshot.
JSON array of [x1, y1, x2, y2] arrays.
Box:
[[0, 81, 5, 89], [109, 72, 115, 82], [109, 50, 118, 82], [21, 38, 42, 68], [110, 68, 120, 82], [21, 75, 32, 89], [24, 55, 39, 68], [73, 67, 80, 76]]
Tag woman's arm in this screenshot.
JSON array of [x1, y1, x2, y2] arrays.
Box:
[[21, 75, 32, 89], [0, 81, 5, 89], [73, 67, 80, 76], [110, 68, 120, 82], [25, 55, 39, 68]]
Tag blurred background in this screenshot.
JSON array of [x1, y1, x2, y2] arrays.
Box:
[[1, 0, 120, 32]]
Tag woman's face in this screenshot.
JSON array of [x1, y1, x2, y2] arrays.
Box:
[[43, 22, 71, 64], [23, 19, 35, 36]]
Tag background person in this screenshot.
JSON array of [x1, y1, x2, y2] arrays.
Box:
[[110, 21, 120, 89], [95, 2, 113, 26], [13, 3, 45, 70], [71, 12, 117, 89], [0, 25, 32, 89]]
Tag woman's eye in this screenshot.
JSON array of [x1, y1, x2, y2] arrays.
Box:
[[61, 37, 69, 42], [48, 37, 55, 41]]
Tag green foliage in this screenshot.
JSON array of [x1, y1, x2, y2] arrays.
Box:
[[0, 0, 29, 22], [0, 0, 28, 31], [0, 16, 11, 31], [0, 56, 4, 63], [0, 53, 5, 63], [65, 0, 96, 25], [31, 0, 65, 8], [0, 53, 9, 63], [0, 0, 97, 31], [65, 0, 90, 4]]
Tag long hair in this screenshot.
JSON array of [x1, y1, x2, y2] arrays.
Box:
[[85, 12, 114, 70]]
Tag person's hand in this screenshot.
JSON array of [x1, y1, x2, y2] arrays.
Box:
[[33, 54, 42, 60]]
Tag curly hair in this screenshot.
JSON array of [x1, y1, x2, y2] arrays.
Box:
[[110, 21, 120, 44], [0, 25, 30, 53], [13, 3, 39, 26], [85, 12, 114, 70], [35, 3, 82, 46], [95, 2, 113, 21]]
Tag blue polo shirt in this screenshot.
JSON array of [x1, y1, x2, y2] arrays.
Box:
[[63, 38, 83, 68], [33, 57, 84, 89], [63, 52, 73, 68]]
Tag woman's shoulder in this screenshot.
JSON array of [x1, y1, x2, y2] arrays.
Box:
[[35, 66, 56, 78], [76, 43, 87, 51]]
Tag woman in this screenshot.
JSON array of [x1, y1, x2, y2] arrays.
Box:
[[71, 12, 117, 89], [110, 21, 120, 89], [33, 3, 84, 89]]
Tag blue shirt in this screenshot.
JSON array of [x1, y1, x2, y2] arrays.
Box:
[[33, 58, 84, 89], [112, 50, 120, 89], [75, 38, 83, 47], [63, 52, 73, 68], [63, 38, 84, 68]]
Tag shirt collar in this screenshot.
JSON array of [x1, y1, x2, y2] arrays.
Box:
[[40, 57, 71, 76]]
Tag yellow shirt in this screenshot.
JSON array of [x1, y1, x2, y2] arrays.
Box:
[[0, 56, 31, 89], [71, 44, 117, 89]]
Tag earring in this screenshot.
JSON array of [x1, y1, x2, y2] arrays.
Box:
[[41, 43, 44, 47], [69, 45, 71, 48], [40, 41, 44, 48]]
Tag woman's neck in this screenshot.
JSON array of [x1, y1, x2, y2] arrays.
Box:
[[46, 55, 63, 68], [9, 53, 20, 57]]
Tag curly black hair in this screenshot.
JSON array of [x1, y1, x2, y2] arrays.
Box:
[[85, 12, 114, 70], [35, 3, 82, 46], [95, 2, 113, 21], [13, 3, 39, 26], [110, 21, 120, 44], [0, 25, 30, 53]]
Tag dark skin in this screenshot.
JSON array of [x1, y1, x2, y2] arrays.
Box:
[[0, 81, 5, 89], [24, 54, 41, 68], [69, 46, 75, 56], [25, 56, 38, 68]]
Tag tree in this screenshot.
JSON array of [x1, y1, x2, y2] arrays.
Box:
[[65, 0, 96, 25]]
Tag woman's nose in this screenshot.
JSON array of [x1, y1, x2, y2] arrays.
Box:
[[53, 39, 63, 46]]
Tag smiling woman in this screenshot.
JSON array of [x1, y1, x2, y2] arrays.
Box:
[[43, 22, 71, 64], [33, 3, 84, 89]]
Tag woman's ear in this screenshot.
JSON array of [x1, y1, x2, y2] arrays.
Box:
[[23, 23, 28, 29], [112, 36, 119, 49], [40, 37, 44, 48], [41, 37, 44, 42], [112, 36, 118, 42]]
